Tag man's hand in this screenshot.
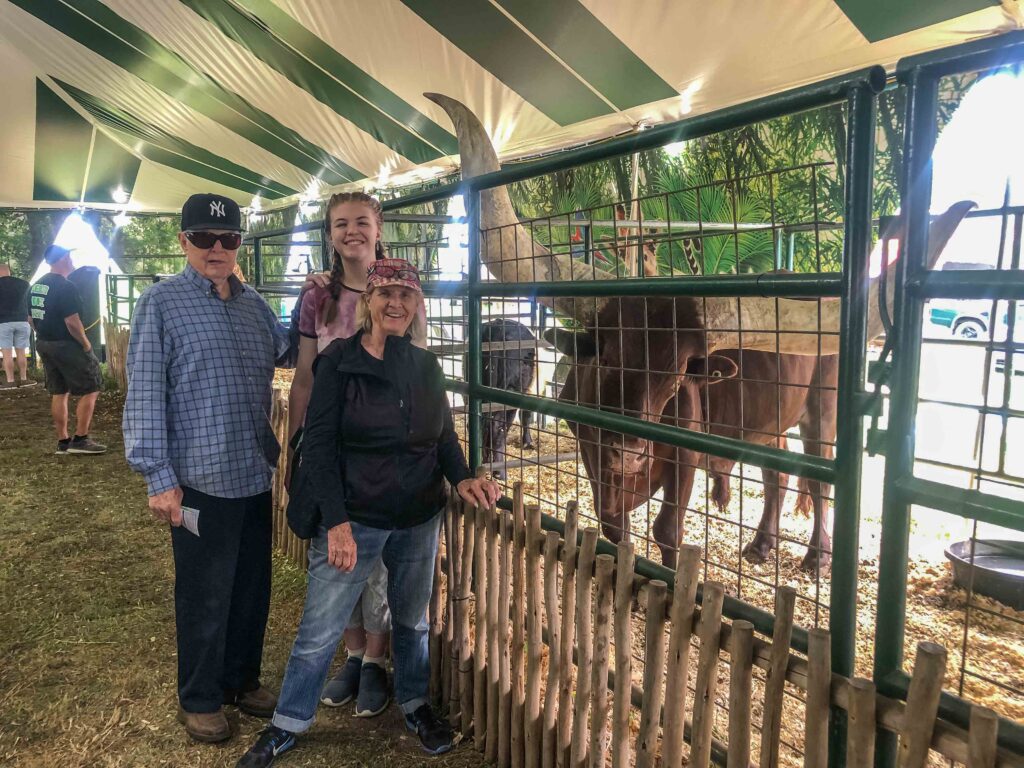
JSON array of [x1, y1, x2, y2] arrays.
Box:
[[150, 487, 184, 527], [456, 477, 501, 509], [302, 271, 331, 291], [327, 522, 357, 572]]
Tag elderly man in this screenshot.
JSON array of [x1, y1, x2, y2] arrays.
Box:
[[124, 193, 317, 743]]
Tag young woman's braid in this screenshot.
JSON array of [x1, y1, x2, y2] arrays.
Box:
[[322, 191, 385, 325]]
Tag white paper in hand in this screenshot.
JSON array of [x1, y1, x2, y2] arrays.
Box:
[[181, 505, 201, 537]]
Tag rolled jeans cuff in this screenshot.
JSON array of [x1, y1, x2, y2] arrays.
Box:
[[272, 711, 314, 734], [400, 696, 428, 715]]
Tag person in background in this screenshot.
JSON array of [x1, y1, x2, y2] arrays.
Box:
[[0, 262, 37, 390], [122, 192, 327, 744], [29, 246, 104, 453], [289, 191, 427, 718], [236, 260, 499, 767]]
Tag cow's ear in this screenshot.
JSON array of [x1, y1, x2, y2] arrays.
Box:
[[685, 355, 738, 385], [543, 327, 597, 359]]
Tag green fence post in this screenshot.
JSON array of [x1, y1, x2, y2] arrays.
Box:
[[828, 81, 877, 768], [873, 65, 938, 768], [466, 189, 483, 469]]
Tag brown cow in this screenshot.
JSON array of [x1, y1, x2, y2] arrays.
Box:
[[427, 92, 975, 570]]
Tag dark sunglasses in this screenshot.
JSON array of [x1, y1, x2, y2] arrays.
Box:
[[367, 263, 418, 281], [185, 231, 243, 250]]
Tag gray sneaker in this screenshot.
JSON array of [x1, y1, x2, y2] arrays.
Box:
[[321, 656, 361, 707], [67, 436, 107, 455], [17, 379, 39, 388], [354, 662, 389, 718], [0, 381, 15, 391]]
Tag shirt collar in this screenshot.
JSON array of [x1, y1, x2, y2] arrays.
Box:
[[183, 263, 244, 299]]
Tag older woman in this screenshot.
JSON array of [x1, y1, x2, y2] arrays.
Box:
[[237, 259, 498, 767]]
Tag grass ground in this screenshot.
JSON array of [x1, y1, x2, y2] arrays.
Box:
[[0, 384, 483, 768]]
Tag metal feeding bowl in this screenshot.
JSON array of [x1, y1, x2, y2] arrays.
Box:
[[944, 539, 1024, 610]]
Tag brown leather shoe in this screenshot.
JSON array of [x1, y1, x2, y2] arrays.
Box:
[[176, 706, 231, 743], [232, 686, 278, 718]]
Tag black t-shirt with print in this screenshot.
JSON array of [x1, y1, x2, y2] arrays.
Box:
[[0, 276, 30, 324], [30, 273, 83, 342]]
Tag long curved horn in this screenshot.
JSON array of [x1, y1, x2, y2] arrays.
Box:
[[425, 93, 617, 325], [702, 199, 976, 354]]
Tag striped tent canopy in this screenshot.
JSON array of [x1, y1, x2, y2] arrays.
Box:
[[1, 0, 1020, 213]]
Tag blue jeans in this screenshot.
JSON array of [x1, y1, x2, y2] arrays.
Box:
[[272, 515, 440, 733]]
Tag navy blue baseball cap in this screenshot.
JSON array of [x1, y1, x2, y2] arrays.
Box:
[[180, 193, 243, 232], [43, 244, 74, 264]]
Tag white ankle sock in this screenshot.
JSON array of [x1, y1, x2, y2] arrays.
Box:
[[362, 654, 385, 668], [347, 648, 365, 663]]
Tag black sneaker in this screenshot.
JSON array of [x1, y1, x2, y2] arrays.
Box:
[[404, 704, 453, 755], [235, 726, 296, 768], [55, 439, 71, 456], [17, 379, 38, 388], [67, 435, 107, 455], [321, 656, 361, 707], [354, 662, 389, 717], [0, 381, 15, 391]]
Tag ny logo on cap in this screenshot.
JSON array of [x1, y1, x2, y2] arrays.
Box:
[[210, 200, 226, 218]]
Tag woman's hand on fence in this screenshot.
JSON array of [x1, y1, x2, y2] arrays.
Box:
[[149, 487, 183, 527], [327, 522, 357, 572], [456, 477, 501, 509]]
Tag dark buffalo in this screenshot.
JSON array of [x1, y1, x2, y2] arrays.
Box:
[[481, 319, 536, 477]]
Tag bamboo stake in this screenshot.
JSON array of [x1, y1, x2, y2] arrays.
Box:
[[804, 629, 831, 768], [571, 528, 599, 768], [475, 503, 490, 752], [429, 532, 444, 708], [967, 707, 999, 768], [445, 495, 460, 725], [635, 580, 668, 768], [543, 530, 563, 768], [487, 506, 502, 761], [557, 502, 580, 768], [458, 501, 477, 736], [611, 541, 635, 768], [662, 544, 702, 768], [691, 581, 726, 768], [525, 503, 543, 768], [897, 642, 948, 768], [512, 484, 527, 768], [845, 678, 876, 768], [759, 586, 797, 768], [727, 621, 754, 768], [589, 554, 615, 768], [499, 510, 513, 768]]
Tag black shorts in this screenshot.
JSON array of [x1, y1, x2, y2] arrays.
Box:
[[36, 339, 103, 396]]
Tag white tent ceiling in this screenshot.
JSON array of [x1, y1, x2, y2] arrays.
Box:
[[0, 0, 1020, 213]]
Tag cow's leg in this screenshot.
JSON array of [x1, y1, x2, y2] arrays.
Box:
[[487, 411, 515, 480], [652, 449, 697, 570], [742, 466, 789, 564], [709, 458, 735, 511], [520, 409, 535, 450], [797, 374, 836, 572], [797, 449, 834, 572]]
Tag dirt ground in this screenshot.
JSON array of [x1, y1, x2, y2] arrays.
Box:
[[0, 383, 484, 768]]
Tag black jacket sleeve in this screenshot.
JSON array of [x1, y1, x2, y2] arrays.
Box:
[[303, 351, 348, 528], [432, 356, 472, 487]]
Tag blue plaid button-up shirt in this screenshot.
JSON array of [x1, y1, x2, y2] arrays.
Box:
[[123, 264, 290, 498]]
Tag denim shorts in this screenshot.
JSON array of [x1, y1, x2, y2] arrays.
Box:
[[0, 321, 30, 349]]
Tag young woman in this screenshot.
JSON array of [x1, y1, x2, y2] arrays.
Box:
[[289, 191, 422, 718], [238, 261, 498, 766]]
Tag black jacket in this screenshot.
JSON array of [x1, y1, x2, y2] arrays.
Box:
[[302, 330, 472, 530]]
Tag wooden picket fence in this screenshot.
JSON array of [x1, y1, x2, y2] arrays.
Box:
[[428, 482, 1019, 768], [270, 387, 309, 569]]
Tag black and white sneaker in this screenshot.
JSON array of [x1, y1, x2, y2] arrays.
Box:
[[404, 704, 453, 755], [55, 439, 71, 455], [321, 656, 361, 707], [67, 435, 107, 454], [17, 379, 39, 388], [235, 726, 296, 768], [354, 662, 389, 717]]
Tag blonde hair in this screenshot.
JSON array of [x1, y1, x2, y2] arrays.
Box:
[[322, 191, 386, 325], [356, 287, 427, 347]]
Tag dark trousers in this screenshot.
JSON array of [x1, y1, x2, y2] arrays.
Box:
[[170, 487, 272, 713]]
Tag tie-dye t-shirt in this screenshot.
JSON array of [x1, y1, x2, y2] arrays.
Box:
[[298, 283, 427, 352]]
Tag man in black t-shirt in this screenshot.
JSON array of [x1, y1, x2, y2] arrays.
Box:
[[0, 262, 36, 390], [29, 245, 106, 455]]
